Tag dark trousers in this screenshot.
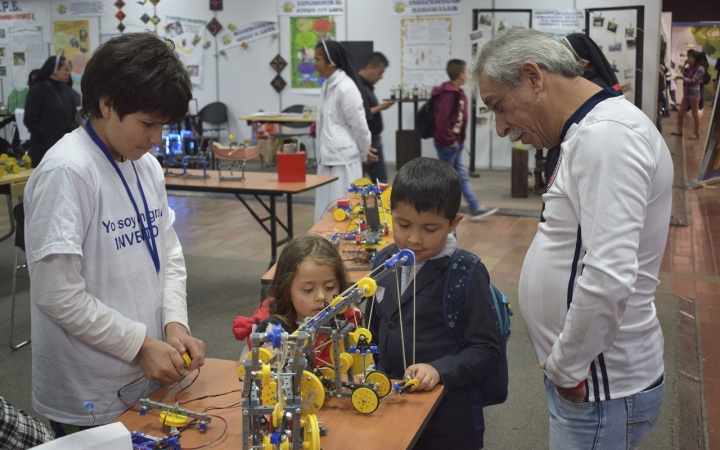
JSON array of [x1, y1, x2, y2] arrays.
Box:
[[363, 135, 388, 183], [50, 420, 92, 438]]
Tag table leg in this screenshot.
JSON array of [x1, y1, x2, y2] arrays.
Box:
[[0, 194, 15, 244], [286, 193, 293, 240], [234, 193, 291, 268], [269, 195, 277, 269]]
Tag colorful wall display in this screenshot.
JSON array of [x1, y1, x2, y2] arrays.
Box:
[[164, 15, 208, 89], [400, 17, 452, 89], [390, 0, 461, 17], [289, 16, 335, 92], [670, 23, 720, 104], [279, 0, 345, 16], [53, 19, 90, 86], [218, 21, 277, 52]]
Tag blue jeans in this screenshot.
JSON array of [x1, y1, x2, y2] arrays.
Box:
[[544, 375, 665, 450], [434, 140, 479, 212]]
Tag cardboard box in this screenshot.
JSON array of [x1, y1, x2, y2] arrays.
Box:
[[277, 151, 306, 182]]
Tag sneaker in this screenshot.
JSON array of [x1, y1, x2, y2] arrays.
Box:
[[470, 207, 499, 221]]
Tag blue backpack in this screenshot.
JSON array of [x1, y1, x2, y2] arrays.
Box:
[[442, 248, 512, 408]]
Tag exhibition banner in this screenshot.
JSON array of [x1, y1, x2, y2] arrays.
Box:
[[278, 0, 345, 16], [53, 19, 90, 86], [289, 16, 335, 92], [390, 0, 461, 17], [218, 21, 277, 52], [51, 1, 105, 18], [532, 9, 584, 33], [692, 85, 720, 187], [165, 15, 208, 89]]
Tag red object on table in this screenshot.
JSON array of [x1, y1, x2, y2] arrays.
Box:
[[277, 151, 306, 182]]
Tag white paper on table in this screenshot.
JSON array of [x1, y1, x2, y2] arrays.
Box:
[[34, 422, 132, 450]]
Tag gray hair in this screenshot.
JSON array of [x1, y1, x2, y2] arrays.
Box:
[[469, 28, 582, 91]]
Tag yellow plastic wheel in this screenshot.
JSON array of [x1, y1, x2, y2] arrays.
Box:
[[357, 278, 377, 297], [259, 363, 272, 386], [302, 414, 321, 450], [272, 402, 283, 427], [346, 222, 359, 233], [21, 155, 31, 166], [380, 187, 392, 210], [351, 387, 379, 414], [181, 352, 192, 369], [365, 371, 392, 398], [8, 164, 19, 174], [8, 157, 17, 166], [299, 370, 325, 415], [317, 365, 336, 387], [159, 411, 188, 427], [332, 208, 348, 221], [238, 347, 273, 380], [262, 380, 278, 405], [351, 204, 363, 216], [404, 378, 420, 393], [351, 178, 373, 198], [339, 352, 353, 374], [353, 328, 373, 343], [0, 154, 7, 161]]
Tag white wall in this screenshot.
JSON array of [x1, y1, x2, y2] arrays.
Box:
[[5, 0, 661, 169]]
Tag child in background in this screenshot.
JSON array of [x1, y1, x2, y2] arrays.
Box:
[[233, 235, 360, 366], [366, 157, 500, 450]]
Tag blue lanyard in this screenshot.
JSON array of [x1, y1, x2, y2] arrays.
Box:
[[86, 121, 160, 273]]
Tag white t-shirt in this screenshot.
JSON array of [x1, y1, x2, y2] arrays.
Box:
[[519, 95, 672, 401], [24, 127, 189, 424]]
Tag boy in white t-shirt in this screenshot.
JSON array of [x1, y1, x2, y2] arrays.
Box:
[[24, 32, 205, 436]]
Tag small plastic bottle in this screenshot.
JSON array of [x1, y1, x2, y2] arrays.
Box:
[[302, 105, 310, 118], [412, 85, 419, 100], [390, 85, 396, 100]]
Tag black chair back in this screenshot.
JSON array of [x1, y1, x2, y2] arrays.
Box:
[[281, 105, 312, 130], [199, 102, 228, 125], [13, 203, 24, 252]]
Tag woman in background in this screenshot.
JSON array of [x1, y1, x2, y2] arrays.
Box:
[[24, 55, 77, 167], [312, 40, 377, 223], [673, 50, 706, 140]]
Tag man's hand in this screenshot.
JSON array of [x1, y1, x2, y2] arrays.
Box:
[[404, 363, 441, 391], [166, 322, 206, 371], [138, 335, 186, 384], [379, 100, 395, 111], [366, 147, 379, 163], [540, 361, 586, 404]]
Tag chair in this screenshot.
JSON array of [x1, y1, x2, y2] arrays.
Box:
[[198, 102, 228, 140], [9, 198, 30, 350], [269, 105, 316, 167]]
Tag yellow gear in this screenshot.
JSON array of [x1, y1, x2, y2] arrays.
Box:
[[317, 365, 336, 387], [299, 370, 325, 416], [272, 402, 283, 427], [0, 153, 8, 161], [262, 380, 278, 405], [351, 387, 379, 414], [302, 414, 321, 450], [338, 352, 353, 374], [237, 347, 273, 380], [365, 371, 392, 398], [380, 187, 392, 210], [332, 208, 348, 221]]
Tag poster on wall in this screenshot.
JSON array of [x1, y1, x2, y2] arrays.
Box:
[[532, 9, 583, 39], [691, 85, 720, 187], [51, 1, 104, 18], [164, 16, 208, 89], [279, 0, 345, 16], [53, 20, 90, 87], [400, 17, 452, 90], [289, 16, 335, 93], [587, 8, 642, 106], [390, 0, 460, 17], [218, 21, 277, 52], [9, 26, 44, 90], [670, 23, 720, 104]]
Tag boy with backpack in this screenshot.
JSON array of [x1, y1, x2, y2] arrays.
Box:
[[430, 59, 497, 220], [366, 157, 504, 450]]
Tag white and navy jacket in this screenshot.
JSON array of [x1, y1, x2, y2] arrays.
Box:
[[519, 88, 673, 401]]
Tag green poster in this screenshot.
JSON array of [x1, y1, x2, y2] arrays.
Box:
[[290, 16, 336, 90]]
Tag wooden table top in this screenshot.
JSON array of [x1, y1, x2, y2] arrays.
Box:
[[164, 170, 337, 195], [114, 359, 443, 450], [262, 196, 395, 283], [239, 114, 316, 123], [0, 169, 33, 186]]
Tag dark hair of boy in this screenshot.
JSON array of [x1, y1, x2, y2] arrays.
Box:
[[364, 52, 389, 68], [80, 32, 192, 124], [390, 157, 462, 222], [267, 235, 350, 330], [446, 59, 467, 81]]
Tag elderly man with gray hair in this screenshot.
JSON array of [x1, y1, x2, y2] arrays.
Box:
[[472, 28, 672, 449]]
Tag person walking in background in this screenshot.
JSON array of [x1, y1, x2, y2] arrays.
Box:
[[673, 50, 707, 139], [358, 52, 394, 184], [432, 59, 497, 220], [472, 28, 671, 450], [24, 55, 77, 167], [313, 40, 377, 223]]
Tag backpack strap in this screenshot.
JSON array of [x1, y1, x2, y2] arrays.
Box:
[[442, 249, 480, 347]]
